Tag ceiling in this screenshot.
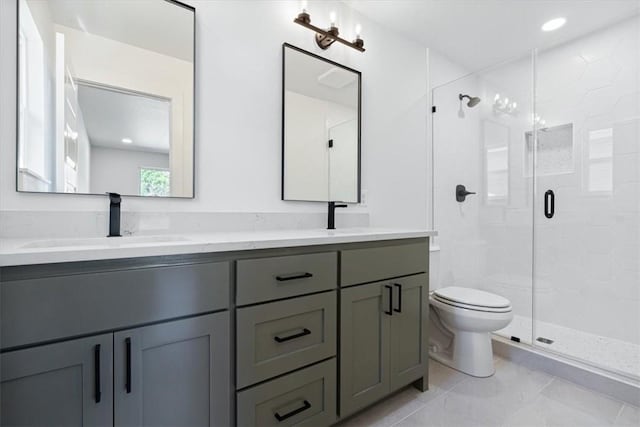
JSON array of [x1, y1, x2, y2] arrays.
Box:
[[347, 0, 640, 71], [42, 0, 194, 62], [78, 84, 170, 153]]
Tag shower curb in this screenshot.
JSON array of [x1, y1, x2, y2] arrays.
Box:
[[492, 336, 640, 407]]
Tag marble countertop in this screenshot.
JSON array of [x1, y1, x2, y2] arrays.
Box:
[[0, 228, 436, 267]]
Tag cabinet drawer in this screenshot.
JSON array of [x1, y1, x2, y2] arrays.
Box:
[[236, 292, 336, 388], [1, 261, 230, 349], [236, 252, 337, 305], [341, 241, 428, 286], [237, 358, 336, 427]]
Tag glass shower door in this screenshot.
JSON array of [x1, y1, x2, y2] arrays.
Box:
[[432, 53, 535, 346], [533, 16, 640, 381]]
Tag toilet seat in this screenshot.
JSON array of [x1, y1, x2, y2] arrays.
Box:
[[433, 287, 512, 313]]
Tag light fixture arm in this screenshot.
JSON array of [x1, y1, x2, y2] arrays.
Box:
[[294, 12, 365, 52]]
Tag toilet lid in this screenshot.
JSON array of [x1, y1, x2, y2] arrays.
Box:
[[433, 287, 511, 309]]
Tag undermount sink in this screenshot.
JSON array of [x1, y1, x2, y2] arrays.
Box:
[[19, 235, 192, 249]]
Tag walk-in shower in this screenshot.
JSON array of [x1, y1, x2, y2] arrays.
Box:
[[432, 15, 640, 383]]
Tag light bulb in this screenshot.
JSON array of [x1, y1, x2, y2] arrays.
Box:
[[542, 17, 566, 32], [329, 11, 336, 26], [300, 0, 307, 13], [355, 24, 362, 38], [512, 102, 517, 109], [494, 93, 500, 102]]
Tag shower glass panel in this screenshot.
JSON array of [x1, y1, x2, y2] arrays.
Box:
[[533, 15, 640, 381], [432, 53, 535, 346], [433, 14, 640, 382]]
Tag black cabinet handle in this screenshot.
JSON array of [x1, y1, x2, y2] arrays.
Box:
[[275, 272, 313, 282], [384, 285, 393, 316], [125, 337, 132, 394], [274, 328, 311, 343], [544, 190, 555, 219], [94, 344, 101, 403], [393, 283, 402, 313], [274, 400, 311, 422]]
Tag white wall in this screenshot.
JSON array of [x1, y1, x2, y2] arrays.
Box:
[[0, 0, 429, 231], [89, 147, 169, 196]]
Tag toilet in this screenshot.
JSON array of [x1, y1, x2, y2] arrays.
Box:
[[428, 286, 513, 377]]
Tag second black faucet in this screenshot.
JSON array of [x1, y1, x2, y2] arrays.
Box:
[[327, 201, 347, 230], [107, 192, 121, 237]]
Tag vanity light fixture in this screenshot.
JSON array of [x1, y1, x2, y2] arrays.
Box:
[[294, 6, 365, 52], [121, 138, 133, 144]]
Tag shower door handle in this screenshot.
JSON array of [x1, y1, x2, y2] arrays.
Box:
[[544, 190, 555, 219]]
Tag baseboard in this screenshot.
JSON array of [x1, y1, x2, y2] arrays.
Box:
[[492, 336, 640, 407]]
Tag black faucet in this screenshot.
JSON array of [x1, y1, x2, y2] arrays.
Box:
[[327, 201, 347, 230], [107, 192, 121, 237]]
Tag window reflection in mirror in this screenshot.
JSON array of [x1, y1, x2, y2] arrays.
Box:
[[282, 44, 361, 203], [17, 0, 194, 198]]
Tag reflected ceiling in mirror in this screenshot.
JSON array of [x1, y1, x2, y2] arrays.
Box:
[[282, 44, 361, 203], [17, 0, 195, 198]]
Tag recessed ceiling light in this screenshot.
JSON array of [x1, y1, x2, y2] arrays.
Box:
[[542, 17, 566, 32], [121, 138, 133, 144]]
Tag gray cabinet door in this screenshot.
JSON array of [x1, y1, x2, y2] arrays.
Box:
[[114, 312, 231, 427], [0, 334, 113, 427], [389, 274, 428, 392], [339, 282, 391, 417]]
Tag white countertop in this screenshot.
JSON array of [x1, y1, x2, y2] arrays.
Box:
[[0, 228, 436, 267]]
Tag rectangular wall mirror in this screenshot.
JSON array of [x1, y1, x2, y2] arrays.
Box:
[[282, 43, 361, 203], [17, 0, 195, 198]]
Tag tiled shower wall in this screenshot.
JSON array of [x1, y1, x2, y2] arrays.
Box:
[[433, 15, 639, 348], [534, 16, 640, 344]]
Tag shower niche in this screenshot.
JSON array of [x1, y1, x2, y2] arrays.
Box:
[[524, 123, 574, 177]]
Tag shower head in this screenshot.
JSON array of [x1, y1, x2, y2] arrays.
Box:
[[459, 93, 481, 108]]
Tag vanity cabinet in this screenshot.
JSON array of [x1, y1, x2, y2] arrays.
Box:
[[0, 313, 229, 427], [0, 259, 232, 427], [339, 243, 428, 418], [0, 235, 431, 427], [0, 334, 114, 426], [340, 275, 428, 417]]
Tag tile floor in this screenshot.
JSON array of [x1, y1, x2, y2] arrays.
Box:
[[336, 357, 640, 427]]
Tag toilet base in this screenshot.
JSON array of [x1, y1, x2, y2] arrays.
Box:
[[430, 331, 496, 377]]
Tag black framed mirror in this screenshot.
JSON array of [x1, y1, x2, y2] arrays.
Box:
[[281, 43, 361, 203], [16, 0, 195, 198]]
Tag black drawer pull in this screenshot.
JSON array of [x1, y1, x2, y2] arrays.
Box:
[[394, 283, 402, 313], [274, 400, 311, 422], [384, 285, 393, 316], [94, 344, 101, 403], [275, 272, 313, 282], [274, 328, 311, 343], [125, 337, 132, 394]]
